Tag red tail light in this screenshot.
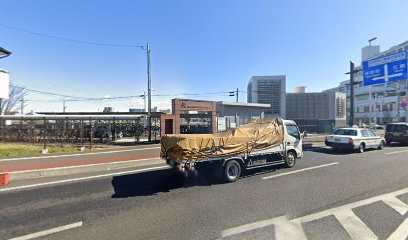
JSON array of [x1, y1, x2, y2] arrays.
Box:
[[185, 163, 191, 170], [348, 138, 353, 144]]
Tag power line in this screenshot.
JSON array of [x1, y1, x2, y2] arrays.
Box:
[[14, 82, 235, 103], [0, 23, 143, 48], [10, 84, 88, 99]]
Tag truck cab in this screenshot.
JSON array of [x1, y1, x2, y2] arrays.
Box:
[[282, 119, 303, 159]]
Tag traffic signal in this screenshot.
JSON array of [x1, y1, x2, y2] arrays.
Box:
[[229, 91, 235, 96]]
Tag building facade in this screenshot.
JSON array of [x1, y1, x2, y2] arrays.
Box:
[[247, 75, 286, 118], [324, 41, 408, 125], [286, 92, 347, 133], [216, 101, 270, 130]]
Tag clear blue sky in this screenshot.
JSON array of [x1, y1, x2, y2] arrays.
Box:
[[1, 0, 408, 112]]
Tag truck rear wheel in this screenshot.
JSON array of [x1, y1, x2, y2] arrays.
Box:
[[285, 151, 296, 168], [223, 160, 241, 183]]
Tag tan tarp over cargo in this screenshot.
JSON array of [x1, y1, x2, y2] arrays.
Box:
[[160, 119, 284, 161]]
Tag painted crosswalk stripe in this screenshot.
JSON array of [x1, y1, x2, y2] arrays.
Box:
[[334, 208, 378, 240], [382, 196, 408, 215], [221, 216, 307, 240], [221, 187, 408, 239], [273, 216, 307, 240], [221, 218, 277, 237], [387, 217, 408, 240]]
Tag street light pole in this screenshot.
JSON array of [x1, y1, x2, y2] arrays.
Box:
[[147, 43, 152, 142], [350, 61, 356, 126], [397, 81, 401, 122], [406, 79, 408, 122]]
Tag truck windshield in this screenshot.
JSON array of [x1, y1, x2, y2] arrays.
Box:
[[286, 124, 300, 139], [334, 129, 357, 136]]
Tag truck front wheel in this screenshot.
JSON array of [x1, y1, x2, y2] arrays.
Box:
[[285, 151, 296, 168], [223, 160, 241, 183]]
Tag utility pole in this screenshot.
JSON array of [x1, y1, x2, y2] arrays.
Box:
[[346, 61, 362, 126], [144, 91, 146, 112], [63, 100, 67, 113], [406, 79, 408, 122], [350, 61, 356, 126], [397, 81, 401, 122], [20, 97, 24, 115], [147, 43, 152, 142], [229, 89, 239, 125]]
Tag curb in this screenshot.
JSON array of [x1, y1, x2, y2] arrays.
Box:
[[5, 158, 164, 181]]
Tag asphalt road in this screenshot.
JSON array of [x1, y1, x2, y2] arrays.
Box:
[[1, 144, 408, 240]]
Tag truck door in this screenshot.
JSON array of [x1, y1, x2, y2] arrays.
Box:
[[285, 124, 302, 151]]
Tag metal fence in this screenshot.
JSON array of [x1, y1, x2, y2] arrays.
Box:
[[0, 115, 160, 149]]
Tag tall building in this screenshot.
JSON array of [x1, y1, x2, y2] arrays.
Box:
[[324, 40, 408, 125], [286, 92, 346, 132], [247, 75, 286, 118]]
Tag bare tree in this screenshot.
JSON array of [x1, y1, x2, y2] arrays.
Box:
[[0, 83, 28, 114]]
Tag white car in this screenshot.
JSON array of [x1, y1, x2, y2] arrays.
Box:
[[325, 128, 386, 153]]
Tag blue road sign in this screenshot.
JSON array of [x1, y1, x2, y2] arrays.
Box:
[[363, 51, 407, 86]]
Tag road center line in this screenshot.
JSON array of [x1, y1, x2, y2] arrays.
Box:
[[0, 146, 161, 162], [8, 221, 83, 240], [0, 165, 169, 193], [385, 149, 408, 155], [261, 162, 339, 180]]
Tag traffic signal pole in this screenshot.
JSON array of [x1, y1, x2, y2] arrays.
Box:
[[350, 61, 355, 126]]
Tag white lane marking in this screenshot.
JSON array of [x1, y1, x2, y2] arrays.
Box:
[[0, 146, 161, 162], [293, 187, 408, 223], [387, 217, 408, 240], [221, 216, 307, 239], [384, 149, 408, 155], [261, 162, 339, 180], [0, 157, 161, 174], [8, 221, 82, 240], [274, 216, 307, 240], [221, 217, 277, 237], [222, 187, 408, 238], [0, 165, 169, 193], [334, 208, 378, 240], [383, 196, 408, 215]]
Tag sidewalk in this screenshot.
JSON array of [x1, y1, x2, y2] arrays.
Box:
[[0, 144, 162, 181]]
